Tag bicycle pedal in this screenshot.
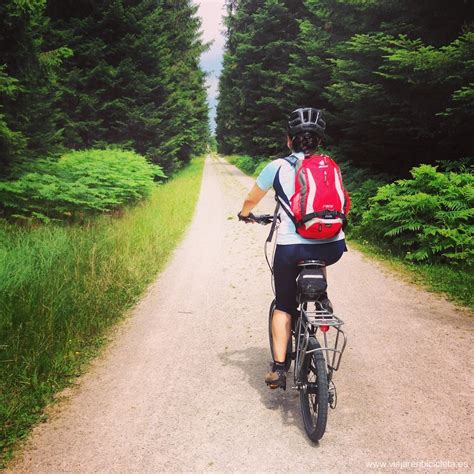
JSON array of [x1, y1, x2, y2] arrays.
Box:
[[268, 383, 286, 391]]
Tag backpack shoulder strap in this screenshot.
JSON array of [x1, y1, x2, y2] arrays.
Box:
[[272, 155, 299, 227], [266, 201, 280, 243], [282, 154, 299, 167]]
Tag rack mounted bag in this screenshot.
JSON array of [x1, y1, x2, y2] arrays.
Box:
[[296, 268, 328, 303]]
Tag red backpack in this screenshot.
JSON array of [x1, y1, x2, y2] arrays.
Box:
[[278, 154, 351, 240]]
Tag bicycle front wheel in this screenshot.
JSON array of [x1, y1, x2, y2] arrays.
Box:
[[299, 337, 329, 442]]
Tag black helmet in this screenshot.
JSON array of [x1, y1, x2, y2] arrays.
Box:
[[287, 108, 326, 138]]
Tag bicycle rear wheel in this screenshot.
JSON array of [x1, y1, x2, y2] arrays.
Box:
[[299, 337, 328, 442], [268, 300, 292, 372]]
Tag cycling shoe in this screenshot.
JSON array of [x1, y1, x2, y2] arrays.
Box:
[[265, 369, 287, 390]]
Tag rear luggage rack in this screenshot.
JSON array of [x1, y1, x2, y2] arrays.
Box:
[[302, 306, 346, 372], [305, 309, 344, 328]]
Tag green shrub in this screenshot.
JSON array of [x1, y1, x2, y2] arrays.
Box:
[[0, 149, 165, 222], [227, 154, 260, 175], [338, 161, 389, 232], [437, 158, 473, 173], [227, 154, 272, 177], [362, 164, 474, 264]]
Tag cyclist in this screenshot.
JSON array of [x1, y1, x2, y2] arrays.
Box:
[[238, 107, 349, 390]]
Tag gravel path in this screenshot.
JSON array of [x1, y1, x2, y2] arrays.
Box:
[[9, 156, 473, 473]]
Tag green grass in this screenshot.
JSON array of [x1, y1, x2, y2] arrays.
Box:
[[348, 239, 473, 310], [0, 157, 204, 466]]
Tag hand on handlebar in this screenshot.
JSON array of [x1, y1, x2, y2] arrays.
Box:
[[237, 212, 274, 225], [238, 211, 256, 223]]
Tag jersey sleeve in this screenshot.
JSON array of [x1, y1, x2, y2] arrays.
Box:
[[255, 160, 280, 191]]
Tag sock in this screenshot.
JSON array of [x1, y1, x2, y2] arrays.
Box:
[[273, 361, 286, 372]]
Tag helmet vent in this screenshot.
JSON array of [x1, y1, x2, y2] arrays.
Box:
[[288, 107, 326, 138]]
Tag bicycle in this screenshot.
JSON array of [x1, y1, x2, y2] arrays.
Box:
[[246, 213, 347, 442]]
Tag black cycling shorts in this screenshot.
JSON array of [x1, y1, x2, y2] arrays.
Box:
[[273, 240, 347, 314]]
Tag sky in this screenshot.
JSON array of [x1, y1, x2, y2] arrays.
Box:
[[194, 0, 227, 131]]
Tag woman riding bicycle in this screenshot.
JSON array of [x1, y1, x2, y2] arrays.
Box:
[[238, 107, 350, 390]]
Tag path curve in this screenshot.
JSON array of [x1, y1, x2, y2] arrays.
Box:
[[9, 156, 473, 473]]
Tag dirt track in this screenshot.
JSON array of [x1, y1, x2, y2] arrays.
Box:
[[9, 156, 473, 473]]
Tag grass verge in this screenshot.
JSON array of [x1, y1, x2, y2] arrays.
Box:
[[0, 157, 204, 466], [348, 239, 473, 310]]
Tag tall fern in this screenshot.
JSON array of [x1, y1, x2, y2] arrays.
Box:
[[362, 165, 473, 265], [0, 149, 165, 222]]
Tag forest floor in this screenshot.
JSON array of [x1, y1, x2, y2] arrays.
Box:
[[8, 155, 473, 473]]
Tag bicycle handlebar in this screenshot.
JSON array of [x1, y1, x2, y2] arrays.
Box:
[[239, 213, 274, 225], [252, 214, 274, 225]]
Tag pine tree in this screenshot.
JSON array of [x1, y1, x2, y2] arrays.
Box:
[[323, 1, 474, 172], [216, 0, 305, 157], [0, 0, 70, 176], [46, 0, 209, 173]]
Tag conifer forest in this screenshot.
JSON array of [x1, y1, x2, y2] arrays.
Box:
[[216, 0, 473, 175], [0, 0, 209, 177]]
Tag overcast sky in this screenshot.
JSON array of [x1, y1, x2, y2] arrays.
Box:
[[195, 0, 227, 131]]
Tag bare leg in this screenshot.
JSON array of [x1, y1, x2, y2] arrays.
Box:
[[272, 309, 291, 363]]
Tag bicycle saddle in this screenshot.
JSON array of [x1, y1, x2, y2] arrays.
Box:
[[297, 259, 326, 268]]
